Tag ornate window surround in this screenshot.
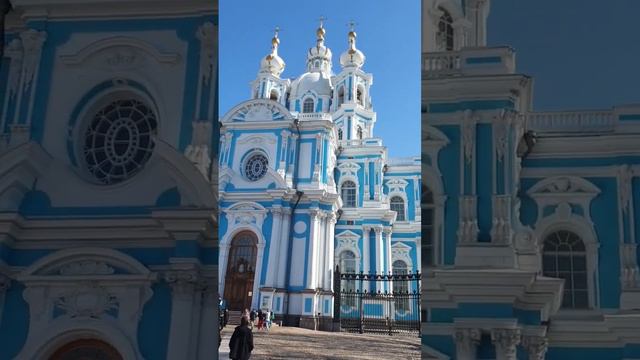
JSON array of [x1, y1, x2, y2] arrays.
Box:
[[337, 162, 361, 207], [335, 230, 362, 274], [528, 176, 601, 310]]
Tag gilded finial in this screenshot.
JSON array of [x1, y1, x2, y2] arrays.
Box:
[[271, 26, 280, 47], [317, 16, 326, 43], [347, 20, 358, 53]]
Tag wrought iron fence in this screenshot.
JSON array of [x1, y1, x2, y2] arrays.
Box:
[[333, 266, 421, 336]]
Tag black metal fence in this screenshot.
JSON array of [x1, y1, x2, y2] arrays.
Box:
[[333, 266, 421, 336]]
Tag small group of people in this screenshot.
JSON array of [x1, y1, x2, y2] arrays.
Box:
[[244, 308, 274, 330], [229, 308, 276, 359]]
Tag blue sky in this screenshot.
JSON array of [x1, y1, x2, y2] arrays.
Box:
[[219, 0, 421, 159], [489, 0, 640, 110]]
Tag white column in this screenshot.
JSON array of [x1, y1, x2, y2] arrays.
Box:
[[364, 158, 370, 199], [266, 207, 283, 287], [522, 335, 548, 360], [316, 212, 327, 290], [197, 281, 217, 360], [491, 328, 521, 360], [307, 209, 320, 289], [383, 227, 393, 292], [374, 226, 385, 292], [325, 213, 337, 290], [362, 225, 370, 274], [218, 244, 230, 301], [455, 328, 481, 360], [166, 271, 198, 360], [277, 209, 292, 288], [251, 243, 266, 309]]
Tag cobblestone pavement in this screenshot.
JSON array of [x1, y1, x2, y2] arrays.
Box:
[[219, 324, 420, 359]]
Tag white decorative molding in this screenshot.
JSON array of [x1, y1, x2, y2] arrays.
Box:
[[527, 176, 601, 221], [59, 261, 115, 276], [223, 202, 268, 230], [54, 284, 118, 318], [236, 134, 277, 146], [337, 161, 361, 178], [490, 195, 513, 245], [618, 165, 633, 214], [391, 242, 413, 269], [196, 22, 216, 86], [222, 100, 292, 123], [457, 195, 479, 244], [184, 121, 212, 180], [491, 328, 521, 360]]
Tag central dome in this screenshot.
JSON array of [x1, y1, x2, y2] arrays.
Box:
[[290, 71, 333, 98]]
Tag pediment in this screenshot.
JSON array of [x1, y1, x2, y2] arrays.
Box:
[[221, 99, 293, 123], [527, 176, 600, 197]]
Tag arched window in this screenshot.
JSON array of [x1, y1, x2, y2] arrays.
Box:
[[338, 128, 343, 140], [339, 250, 357, 306], [357, 126, 363, 140], [337, 86, 345, 107], [303, 98, 314, 113], [390, 196, 406, 221], [422, 186, 435, 267], [393, 260, 409, 312], [341, 180, 357, 207], [542, 230, 588, 309], [269, 89, 279, 101], [356, 87, 364, 106], [437, 8, 454, 51]]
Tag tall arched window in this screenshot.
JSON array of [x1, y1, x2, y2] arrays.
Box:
[[437, 8, 454, 51], [270, 89, 279, 101], [338, 128, 343, 140], [341, 180, 357, 207], [422, 186, 435, 267], [340, 250, 357, 306], [337, 86, 345, 107], [393, 260, 409, 312], [303, 98, 314, 113], [357, 126, 363, 140], [356, 87, 364, 106], [542, 230, 588, 309], [390, 196, 406, 221]]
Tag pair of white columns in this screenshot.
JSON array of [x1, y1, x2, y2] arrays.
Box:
[[454, 328, 547, 360], [166, 271, 217, 360]]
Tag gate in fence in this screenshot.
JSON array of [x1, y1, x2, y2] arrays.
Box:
[[333, 266, 421, 336]]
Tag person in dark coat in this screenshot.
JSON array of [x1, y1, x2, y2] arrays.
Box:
[[229, 316, 254, 360]]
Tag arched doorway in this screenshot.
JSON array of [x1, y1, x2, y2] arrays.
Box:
[[49, 339, 122, 360], [225, 231, 258, 310]]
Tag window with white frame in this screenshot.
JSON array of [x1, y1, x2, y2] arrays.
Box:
[[422, 185, 435, 267], [303, 98, 314, 113], [390, 196, 406, 221], [542, 230, 589, 309], [437, 7, 454, 51], [269, 89, 279, 101], [338, 128, 343, 140], [341, 180, 357, 207], [340, 250, 357, 306], [393, 260, 409, 312]]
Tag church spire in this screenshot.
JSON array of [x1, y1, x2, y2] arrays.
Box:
[[307, 16, 332, 73], [259, 27, 285, 77], [340, 20, 365, 69]]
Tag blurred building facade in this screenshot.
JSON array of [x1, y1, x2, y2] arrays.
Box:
[[422, 0, 640, 359], [0, 1, 218, 359]]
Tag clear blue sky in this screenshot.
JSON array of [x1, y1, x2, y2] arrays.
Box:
[[219, 0, 421, 159], [488, 0, 640, 111]]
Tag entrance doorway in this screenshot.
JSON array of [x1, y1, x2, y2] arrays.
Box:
[[225, 231, 258, 311], [49, 339, 122, 360]]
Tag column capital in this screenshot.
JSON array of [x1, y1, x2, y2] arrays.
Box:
[[165, 270, 200, 299], [309, 208, 321, 218], [373, 225, 383, 234], [454, 327, 481, 358], [521, 335, 548, 360], [270, 206, 284, 216], [382, 226, 393, 236], [491, 328, 521, 360]]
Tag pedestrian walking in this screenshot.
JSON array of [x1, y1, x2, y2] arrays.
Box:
[[257, 309, 264, 330], [265, 309, 271, 330], [249, 309, 256, 330], [270, 311, 275, 327], [229, 316, 254, 360]]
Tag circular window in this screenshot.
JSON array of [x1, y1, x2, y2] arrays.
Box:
[[244, 153, 268, 181], [82, 99, 157, 185]]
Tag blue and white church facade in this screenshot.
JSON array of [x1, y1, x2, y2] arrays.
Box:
[[422, 0, 640, 359], [219, 24, 421, 328], [0, 1, 218, 359]]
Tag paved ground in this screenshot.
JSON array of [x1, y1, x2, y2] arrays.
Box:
[[219, 324, 420, 359]]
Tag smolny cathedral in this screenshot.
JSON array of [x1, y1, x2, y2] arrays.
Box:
[[422, 0, 640, 359], [0, 1, 218, 359], [218, 24, 421, 328]]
